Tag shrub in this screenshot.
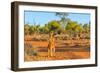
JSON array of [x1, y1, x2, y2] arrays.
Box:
[[25, 43, 38, 56]]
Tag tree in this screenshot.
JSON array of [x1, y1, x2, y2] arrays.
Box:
[[65, 21, 83, 39], [83, 23, 90, 33], [29, 25, 35, 35], [82, 23, 90, 39], [24, 24, 30, 35], [29, 25, 40, 35], [55, 12, 69, 28], [74, 24, 83, 39], [39, 26, 49, 34], [56, 12, 68, 19], [35, 25, 40, 34], [47, 20, 61, 33]]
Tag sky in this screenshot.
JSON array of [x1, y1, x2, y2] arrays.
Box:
[[24, 11, 90, 26]]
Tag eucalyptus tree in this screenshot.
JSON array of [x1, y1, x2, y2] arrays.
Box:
[[55, 12, 70, 29]]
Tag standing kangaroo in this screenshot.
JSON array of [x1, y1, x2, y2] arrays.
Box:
[[48, 32, 55, 57]]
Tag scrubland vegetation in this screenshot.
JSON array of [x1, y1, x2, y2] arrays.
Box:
[[24, 12, 90, 61]]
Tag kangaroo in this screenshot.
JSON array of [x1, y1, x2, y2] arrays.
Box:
[[48, 32, 55, 57]]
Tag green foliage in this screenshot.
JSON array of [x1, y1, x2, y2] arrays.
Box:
[[75, 24, 83, 33], [83, 23, 90, 33], [24, 13, 90, 40], [55, 12, 69, 28], [24, 24, 30, 35], [82, 23, 90, 39], [65, 21, 83, 39], [39, 26, 49, 34], [29, 25, 35, 34], [29, 25, 40, 35], [47, 20, 61, 32], [65, 22, 77, 30], [55, 12, 68, 19]]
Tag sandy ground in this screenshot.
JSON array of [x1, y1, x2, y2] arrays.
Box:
[[24, 39, 90, 61]]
